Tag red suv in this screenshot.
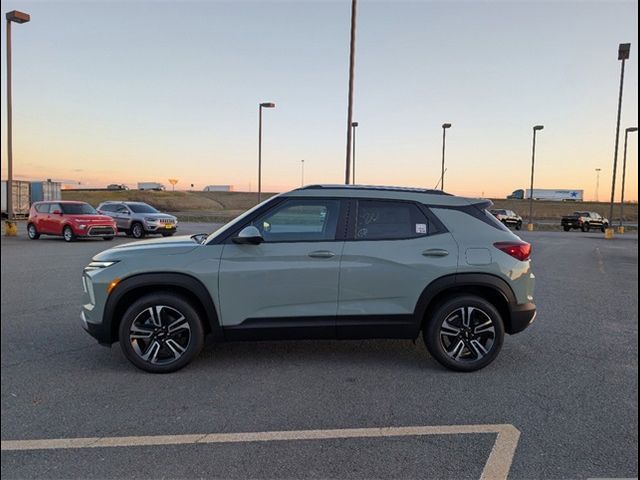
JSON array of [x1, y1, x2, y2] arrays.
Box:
[[27, 201, 117, 242]]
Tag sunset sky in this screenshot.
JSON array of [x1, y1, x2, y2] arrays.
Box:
[[1, 0, 638, 200]]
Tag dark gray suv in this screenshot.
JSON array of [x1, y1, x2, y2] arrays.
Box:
[[97, 201, 178, 238]]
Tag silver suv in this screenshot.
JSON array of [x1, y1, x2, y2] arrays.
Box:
[[97, 201, 178, 238], [82, 185, 536, 373]]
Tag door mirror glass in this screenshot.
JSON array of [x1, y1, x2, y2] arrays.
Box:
[[233, 226, 264, 245]]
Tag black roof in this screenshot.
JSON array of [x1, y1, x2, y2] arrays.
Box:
[[299, 184, 451, 195]]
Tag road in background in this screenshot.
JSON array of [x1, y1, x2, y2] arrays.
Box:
[[1, 230, 638, 479]]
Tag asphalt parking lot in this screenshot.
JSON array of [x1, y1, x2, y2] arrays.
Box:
[[1, 225, 637, 479]]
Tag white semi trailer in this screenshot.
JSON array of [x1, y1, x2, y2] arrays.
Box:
[[508, 188, 584, 201]]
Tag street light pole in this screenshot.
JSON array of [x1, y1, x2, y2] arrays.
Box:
[[344, 0, 357, 185], [528, 125, 544, 231], [606, 43, 631, 239], [440, 123, 452, 191], [258, 102, 275, 203], [301, 160, 305, 187], [4, 10, 30, 236], [618, 126, 638, 233], [595, 168, 602, 202], [351, 122, 358, 184]]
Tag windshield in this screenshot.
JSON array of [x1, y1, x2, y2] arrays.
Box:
[[128, 203, 159, 214], [61, 203, 97, 215]]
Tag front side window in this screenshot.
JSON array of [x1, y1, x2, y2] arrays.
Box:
[[128, 203, 159, 214], [61, 203, 97, 215], [251, 199, 340, 242], [34, 204, 49, 213], [355, 200, 429, 240]]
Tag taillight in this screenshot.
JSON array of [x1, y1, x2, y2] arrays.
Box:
[[494, 241, 531, 261]]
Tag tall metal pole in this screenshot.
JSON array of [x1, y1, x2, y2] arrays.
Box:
[[528, 126, 544, 229], [301, 159, 305, 187], [6, 19, 13, 222], [258, 105, 263, 202], [344, 0, 357, 185], [607, 44, 630, 235], [351, 122, 357, 184], [441, 127, 447, 191], [595, 168, 601, 202], [619, 127, 637, 231]]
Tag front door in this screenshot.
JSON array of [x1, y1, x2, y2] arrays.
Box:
[[218, 198, 345, 337]]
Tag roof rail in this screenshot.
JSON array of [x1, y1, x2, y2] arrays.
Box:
[[299, 184, 451, 195]]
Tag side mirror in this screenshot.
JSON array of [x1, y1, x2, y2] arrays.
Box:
[[233, 226, 264, 245]]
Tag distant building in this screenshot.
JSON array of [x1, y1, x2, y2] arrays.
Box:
[[203, 185, 233, 192]]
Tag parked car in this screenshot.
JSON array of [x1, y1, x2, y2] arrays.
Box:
[[107, 184, 129, 190], [561, 211, 609, 232], [27, 201, 117, 242], [490, 209, 523, 230], [97, 201, 178, 238], [82, 185, 536, 373]]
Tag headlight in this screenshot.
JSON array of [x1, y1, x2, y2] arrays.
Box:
[[85, 261, 118, 271], [78, 224, 87, 229]]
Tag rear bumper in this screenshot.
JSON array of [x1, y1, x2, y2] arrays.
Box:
[[507, 302, 537, 334]]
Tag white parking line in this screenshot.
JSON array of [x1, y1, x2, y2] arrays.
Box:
[[1, 423, 520, 480]]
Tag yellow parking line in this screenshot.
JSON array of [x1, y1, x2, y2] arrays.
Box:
[[1, 424, 520, 480]]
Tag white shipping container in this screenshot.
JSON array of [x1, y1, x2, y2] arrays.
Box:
[[203, 185, 233, 192], [1, 180, 31, 216], [525, 189, 584, 202]]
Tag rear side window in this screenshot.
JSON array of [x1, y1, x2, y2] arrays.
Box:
[[354, 200, 430, 240]]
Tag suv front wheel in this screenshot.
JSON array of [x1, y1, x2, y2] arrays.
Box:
[[423, 295, 505, 372], [119, 293, 205, 373]]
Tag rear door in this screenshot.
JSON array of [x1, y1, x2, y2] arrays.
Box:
[[218, 197, 346, 336], [43, 203, 63, 234], [337, 199, 458, 337]]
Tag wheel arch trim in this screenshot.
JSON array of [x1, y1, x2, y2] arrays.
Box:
[[103, 272, 222, 343], [414, 273, 517, 331]]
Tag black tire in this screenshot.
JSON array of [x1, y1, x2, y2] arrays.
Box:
[[103, 236, 114, 241], [423, 295, 505, 372], [131, 222, 145, 239], [119, 293, 205, 373], [515, 221, 522, 231], [601, 223, 608, 233], [27, 223, 40, 239], [563, 226, 570, 232], [62, 225, 76, 242], [581, 223, 590, 232]]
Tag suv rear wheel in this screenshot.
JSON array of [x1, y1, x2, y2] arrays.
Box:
[[423, 295, 504, 372], [118, 293, 205, 373], [27, 223, 40, 239]]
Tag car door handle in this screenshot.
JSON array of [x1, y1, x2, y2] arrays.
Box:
[[422, 249, 449, 257], [308, 250, 336, 259]]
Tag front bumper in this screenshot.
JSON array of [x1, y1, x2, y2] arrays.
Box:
[[508, 302, 537, 334], [145, 223, 178, 233], [81, 309, 112, 345]]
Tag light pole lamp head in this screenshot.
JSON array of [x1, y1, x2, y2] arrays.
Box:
[[351, 122, 359, 127], [6, 10, 30, 23], [626, 126, 638, 133], [618, 43, 631, 60], [533, 125, 544, 131], [260, 102, 276, 108], [442, 123, 452, 129]]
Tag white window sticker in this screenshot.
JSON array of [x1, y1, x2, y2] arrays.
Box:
[[416, 223, 427, 234]]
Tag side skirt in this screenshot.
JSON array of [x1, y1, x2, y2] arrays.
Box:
[[223, 315, 418, 342]]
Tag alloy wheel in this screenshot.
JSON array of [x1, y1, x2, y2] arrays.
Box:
[[28, 224, 38, 239], [63, 227, 74, 242], [439, 306, 496, 362], [129, 305, 191, 365]]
